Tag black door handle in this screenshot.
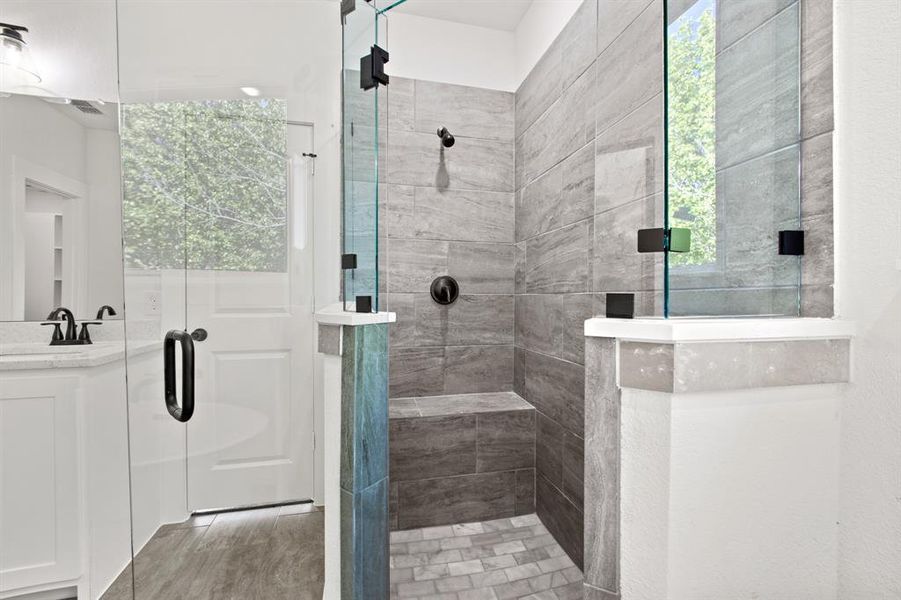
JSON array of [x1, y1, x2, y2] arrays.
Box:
[[164, 330, 195, 422]]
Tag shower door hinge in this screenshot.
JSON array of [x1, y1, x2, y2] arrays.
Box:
[[637, 228, 691, 253], [778, 230, 805, 255], [360, 45, 390, 91]]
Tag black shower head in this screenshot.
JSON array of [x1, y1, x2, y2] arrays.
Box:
[[437, 126, 455, 148]]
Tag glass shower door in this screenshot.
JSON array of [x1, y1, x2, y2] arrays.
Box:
[[118, 100, 317, 596], [180, 102, 316, 512]]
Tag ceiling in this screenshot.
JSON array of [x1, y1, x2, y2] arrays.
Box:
[[387, 0, 534, 32]]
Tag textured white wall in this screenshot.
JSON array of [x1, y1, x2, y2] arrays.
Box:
[[387, 1, 579, 92], [621, 385, 842, 599], [387, 12, 517, 91], [834, 1, 901, 597]]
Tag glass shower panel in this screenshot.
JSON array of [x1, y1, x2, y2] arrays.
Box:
[[665, 0, 801, 316], [342, 2, 387, 312], [117, 2, 323, 597]]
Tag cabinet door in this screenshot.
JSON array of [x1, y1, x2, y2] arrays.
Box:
[[0, 376, 80, 593]]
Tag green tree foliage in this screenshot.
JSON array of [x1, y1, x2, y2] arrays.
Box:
[[121, 99, 288, 271], [668, 5, 716, 266]]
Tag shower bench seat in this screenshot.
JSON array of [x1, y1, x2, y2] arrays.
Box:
[[388, 391, 536, 530]]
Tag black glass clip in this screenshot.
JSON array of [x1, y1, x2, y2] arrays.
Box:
[[778, 230, 805, 255], [360, 45, 390, 91], [637, 228, 666, 253], [355, 295, 373, 313], [606, 293, 635, 319], [341, 253, 358, 270], [637, 228, 691, 253]]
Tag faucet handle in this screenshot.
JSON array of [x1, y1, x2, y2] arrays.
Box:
[[41, 322, 64, 343], [78, 321, 102, 344]]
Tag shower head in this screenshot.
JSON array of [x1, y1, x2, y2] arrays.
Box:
[[437, 126, 455, 148]]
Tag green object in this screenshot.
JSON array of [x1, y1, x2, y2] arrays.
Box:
[[668, 228, 692, 253]]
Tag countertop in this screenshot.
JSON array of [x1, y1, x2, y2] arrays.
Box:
[[0, 340, 160, 371]]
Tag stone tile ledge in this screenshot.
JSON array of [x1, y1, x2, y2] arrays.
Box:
[[584, 317, 854, 343], [583, 317, 854, 392], [389, 391, 533, 419]]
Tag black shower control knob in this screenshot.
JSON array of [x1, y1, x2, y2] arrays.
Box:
[[430, 276, 459, 305]]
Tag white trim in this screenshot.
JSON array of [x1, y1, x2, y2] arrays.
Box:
[[314, 303, 396, 326], [7, 156, 88, 320]]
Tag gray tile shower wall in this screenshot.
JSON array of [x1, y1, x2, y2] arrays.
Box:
[[512, 0, 834, 570], [384, 78, 516, 398]]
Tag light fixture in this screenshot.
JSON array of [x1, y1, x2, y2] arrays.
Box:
[[240, 86, 261, 97], [0, 22, 41, 91]]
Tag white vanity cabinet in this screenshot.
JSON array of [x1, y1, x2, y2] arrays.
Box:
[[0, 345, 145, 600], [0, 376, 81, 596]]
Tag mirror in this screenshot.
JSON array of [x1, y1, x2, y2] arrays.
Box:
[[0, 92, 123, 322]]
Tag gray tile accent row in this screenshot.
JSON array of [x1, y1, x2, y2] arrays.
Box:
[[618, 338, 852, 392], [317, 324, 342, 356]]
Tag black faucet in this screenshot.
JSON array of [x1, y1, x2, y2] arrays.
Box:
[[96, 305, 117, 319], [46, 307, 78, 342]]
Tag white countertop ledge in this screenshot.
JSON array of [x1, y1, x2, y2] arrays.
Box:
[[315, 303, 396, 326], [584, 317, 855, 343]]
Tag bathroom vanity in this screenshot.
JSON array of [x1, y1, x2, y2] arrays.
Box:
[[0, 339, 157, 600]]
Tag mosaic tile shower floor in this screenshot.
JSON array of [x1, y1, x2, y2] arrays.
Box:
[[389, 514, 583, 599]]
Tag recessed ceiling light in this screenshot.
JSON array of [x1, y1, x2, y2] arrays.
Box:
[[42, 96, 71, 104], [240, 86, 261, 97]]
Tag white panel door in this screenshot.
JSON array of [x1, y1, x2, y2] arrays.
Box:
[[185, 123, 315, 511], [0, 376, 80, 594]]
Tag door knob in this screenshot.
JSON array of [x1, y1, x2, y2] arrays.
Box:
[[191, 328, 208, 342]]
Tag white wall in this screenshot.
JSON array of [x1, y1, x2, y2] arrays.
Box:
[[385, 1, 578, 92], [85, 129, 124, 316], [621, 385, 841, 599], [387, 12, 517, 91], [834, 1, 901, 597]]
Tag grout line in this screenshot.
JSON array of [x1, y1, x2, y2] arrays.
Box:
[[595, 0, 656, 61], [715, 1, 799, 58]]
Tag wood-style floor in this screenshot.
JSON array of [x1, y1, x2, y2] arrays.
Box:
[[101, 504, 324, 600]]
